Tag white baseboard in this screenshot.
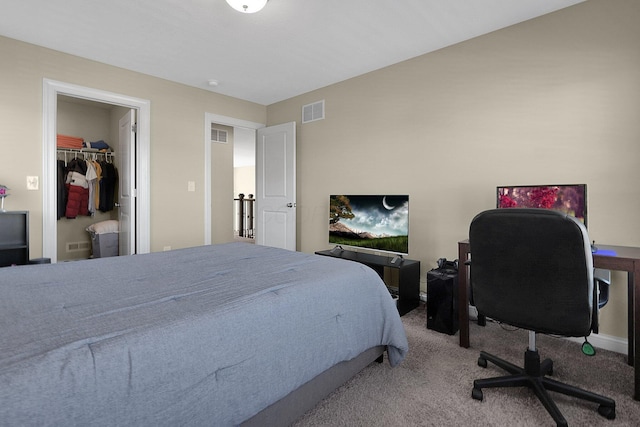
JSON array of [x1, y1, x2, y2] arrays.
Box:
[[565, 333, 628, 355], [469, 306, 628, 355]]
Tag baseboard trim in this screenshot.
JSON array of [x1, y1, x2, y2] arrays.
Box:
[[565, 333, 628, 355], [470, 307, 628, 355]]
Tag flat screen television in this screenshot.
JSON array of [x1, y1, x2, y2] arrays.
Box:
[[496, 184, 587, 226], [329, 195, 409, 255]]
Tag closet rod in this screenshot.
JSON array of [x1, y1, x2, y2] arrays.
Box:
[[57, 148, 115, 165]]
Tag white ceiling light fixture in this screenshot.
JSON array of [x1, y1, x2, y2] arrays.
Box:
[[225, 0, 268, 14]]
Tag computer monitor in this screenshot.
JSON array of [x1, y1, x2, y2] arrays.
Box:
[[496, 184, 587, 226]]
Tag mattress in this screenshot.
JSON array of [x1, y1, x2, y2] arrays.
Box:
[[0, 242, 408, 426]]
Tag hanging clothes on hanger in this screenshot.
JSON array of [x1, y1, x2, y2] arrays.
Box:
[[85, 158, 98, 215], [93, 159, 102, 213], [57, 158, 67, 220], [99, 160, 118, 212], [65, 157, 89, 219], [56, 147, 116, 219]]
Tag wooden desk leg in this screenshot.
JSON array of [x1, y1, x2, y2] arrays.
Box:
[[458, 243, 470, 348], [629, 272, 635, 367], [633, 265, 640, 401]]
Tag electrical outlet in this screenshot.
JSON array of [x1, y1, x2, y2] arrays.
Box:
[[27, 176, 39, 190], [187, 181, 196, 192], [163, 246, 171, 251]]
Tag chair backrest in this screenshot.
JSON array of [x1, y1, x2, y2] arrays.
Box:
[[469, 208, 594, 337]]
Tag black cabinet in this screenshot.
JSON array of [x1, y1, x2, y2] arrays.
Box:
[[0, 211, 29, 267], [315, 249, 420, 315]]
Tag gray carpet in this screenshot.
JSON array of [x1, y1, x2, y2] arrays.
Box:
[[294, 305, 638, 426]]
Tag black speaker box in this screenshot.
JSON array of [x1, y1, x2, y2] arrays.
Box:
[[426, 268, 459, 335]]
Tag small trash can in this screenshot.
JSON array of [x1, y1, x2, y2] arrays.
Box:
[[86, 220, 119, 258], [426, 258, 459, 335]]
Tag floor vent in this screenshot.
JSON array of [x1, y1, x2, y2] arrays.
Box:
[[302, 100, 325, 123], [67, 241, 91, 252], [211, 127, 228, 143]]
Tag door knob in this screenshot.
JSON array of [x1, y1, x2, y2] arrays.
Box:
[[287, 203, 296, 208]]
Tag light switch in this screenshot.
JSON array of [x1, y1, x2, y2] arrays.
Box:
[[187, 181, 196, 192], [27, 176, 39, 190]]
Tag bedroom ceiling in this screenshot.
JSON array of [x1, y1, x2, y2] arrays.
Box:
[[0, 0, 585, 106]]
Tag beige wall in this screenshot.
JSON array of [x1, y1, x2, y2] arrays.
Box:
[[267, 0, 640, 339], [0, 35, 266, 256]]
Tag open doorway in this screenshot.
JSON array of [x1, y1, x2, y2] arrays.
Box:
[[204, 113, 263, 246], [43, 79, 151, 262], [204, 114, 297, 250], [231, 126, 256, 242], [208, 123, 256, 243]]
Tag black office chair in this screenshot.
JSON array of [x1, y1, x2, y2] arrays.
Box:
[[469, 208, 615, 426]]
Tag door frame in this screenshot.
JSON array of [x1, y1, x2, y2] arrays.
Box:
[[42, 79, 151, 262], [203, 112, 264, 245], [118, 109, 136, 256]]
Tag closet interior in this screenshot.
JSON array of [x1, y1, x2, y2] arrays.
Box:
[[56, 96, 129, 261]]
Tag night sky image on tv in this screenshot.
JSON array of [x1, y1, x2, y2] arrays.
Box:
[[329, 195, 409, 254]]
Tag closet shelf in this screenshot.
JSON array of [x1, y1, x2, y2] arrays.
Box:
[[56, 147, 115, 154]]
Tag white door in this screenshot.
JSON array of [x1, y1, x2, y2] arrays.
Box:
[[118, 109, 136, 256], [255, 122, 296, 250]]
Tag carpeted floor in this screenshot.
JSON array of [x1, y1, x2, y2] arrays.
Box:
[[293, 305, 638, 426]]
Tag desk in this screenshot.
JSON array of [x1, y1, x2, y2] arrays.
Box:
[[457, 239, 640, 400]]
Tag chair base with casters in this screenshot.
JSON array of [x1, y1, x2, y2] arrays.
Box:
[[471, 331, 616, 427]]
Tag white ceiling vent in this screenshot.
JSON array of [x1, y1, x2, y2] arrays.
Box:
[[302, 100, 325, 124], [211, 127, 228, 143]]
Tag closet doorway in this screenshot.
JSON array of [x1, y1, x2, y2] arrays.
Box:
[[43, 79, 150, 263], [56, 97, 129, 261]]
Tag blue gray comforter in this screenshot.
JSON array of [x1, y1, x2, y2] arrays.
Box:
[[0, 243, 408, 426]]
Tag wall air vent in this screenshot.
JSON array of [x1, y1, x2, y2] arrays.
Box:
[[66, 241, 90, 252], [302, 100, 325, 124], [211, 127, 228, 143]]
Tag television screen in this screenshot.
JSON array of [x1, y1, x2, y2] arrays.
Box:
[[496, 184, 587, 226], [329, 195, 409, 255]]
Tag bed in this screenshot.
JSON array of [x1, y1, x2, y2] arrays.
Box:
[[0, 242, 408, 426]]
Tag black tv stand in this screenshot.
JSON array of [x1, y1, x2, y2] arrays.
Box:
[[315, 249, 420, 316]]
